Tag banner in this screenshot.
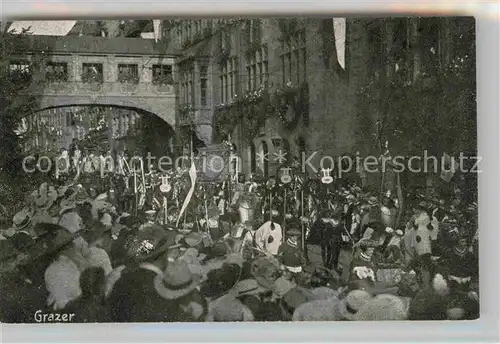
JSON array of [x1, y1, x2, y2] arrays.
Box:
[[176, 159, 197, 227], [195, 144, 230, 183]]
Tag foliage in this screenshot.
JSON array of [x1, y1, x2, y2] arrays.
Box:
[[213, 105, 237, 142], [177, 104, 195, 125], [0, 29, 47, 209], [220, 18, 246, 30], [214, 85, 271, 142], [357, 18, 476, 157], [181, 38, 192, 50], [278, 18, 299, 41], [244, 41, 264, 58], [152, 73, 174, 86], [272, 82, 309, 130], [118, 73, 139, 84], [118, 20, 153, 38]]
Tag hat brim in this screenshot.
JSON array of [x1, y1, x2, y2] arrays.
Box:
[[13, 217, 31, 230], [185, 234, 203, 247], [29, 230, 80, 262], [154, 274, 201, 300], [337, 299, 358, 321], [237, 285, 268, 297], [59, 205, 76, 215]]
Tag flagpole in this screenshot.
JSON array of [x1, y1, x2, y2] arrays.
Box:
[[164, 196, 168, 225], [187, 124, 194, 228]]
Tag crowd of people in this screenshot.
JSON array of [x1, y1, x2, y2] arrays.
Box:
[[0, 151, 479, 322]]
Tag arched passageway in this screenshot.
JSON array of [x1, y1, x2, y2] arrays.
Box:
[[22, 104, 175, 159]]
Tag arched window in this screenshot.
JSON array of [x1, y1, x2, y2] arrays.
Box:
[[261, 141, 269, 177], [249, 142, 256, 174]]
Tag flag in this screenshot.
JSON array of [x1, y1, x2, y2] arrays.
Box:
[[153, 20, 161, 43], [176, 159, 197, 227]]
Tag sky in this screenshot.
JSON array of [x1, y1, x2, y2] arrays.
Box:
[[8, 20, 76, 35], [8, 20, 161, 40]]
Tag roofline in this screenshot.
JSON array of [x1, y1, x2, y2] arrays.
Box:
[[7, 34, 179, 57]]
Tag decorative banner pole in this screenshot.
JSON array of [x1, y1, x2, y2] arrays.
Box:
[[269, 192, 273, 223], [160, 175, 171, 225], [163, 196, 168, 225], [134, 168, 138, 216], [301, 190, 305, 251], [281, 167, 292, 236], [204, 187, 209, 233], [379, 140, 389, 202]]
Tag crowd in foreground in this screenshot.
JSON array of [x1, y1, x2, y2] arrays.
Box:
[[0, 171, 479, 322]]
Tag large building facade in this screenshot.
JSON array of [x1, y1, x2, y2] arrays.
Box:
[[162, 17, 475, 179]]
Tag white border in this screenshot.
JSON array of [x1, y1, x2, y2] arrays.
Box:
[[0, 1, 499, 343]]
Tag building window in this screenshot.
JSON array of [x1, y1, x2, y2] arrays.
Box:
[[367, 19, 383, 80], [200, 66, 208, 106], [280, 29, 306, 85], [249, 142, 256, 174], [118, 64, 139, 84], [9, 60, 31, 73], [46, 62, 68, 82], [9, 60, 31, 81], [246, 45, 268, 91], [247, 19, 261, 43], [219, 57, 237, 104], [152, 64, 173, 85], [179, 64, 195, 105], [81, 63, 103, 83]]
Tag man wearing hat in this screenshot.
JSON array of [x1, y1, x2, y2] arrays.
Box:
[[436, 230, 479, 319], [277, 219, 306, 276], [360, 196, 382, 231], [313, 209, 343, 273], [139, 210, 157, 231]]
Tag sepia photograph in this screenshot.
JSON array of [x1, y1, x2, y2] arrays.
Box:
[[0, 16, 478, 323]]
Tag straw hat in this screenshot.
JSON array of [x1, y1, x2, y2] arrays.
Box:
[[353, 294, 408, 321], [59, 198, 77, 215], [11, 207, 34, 232], [232, 279, 267, 297], [153, 260, 202, 300]]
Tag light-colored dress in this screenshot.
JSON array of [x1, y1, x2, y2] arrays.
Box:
[[255, 221, 283, 256]]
